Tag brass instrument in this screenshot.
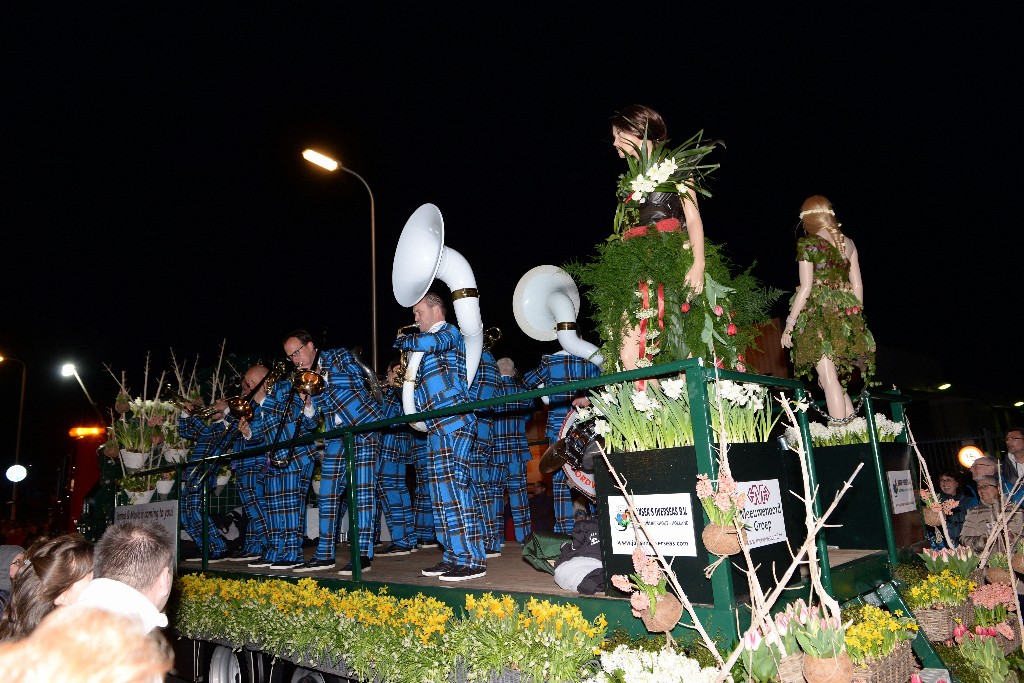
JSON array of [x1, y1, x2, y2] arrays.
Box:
[[483, 326, 501, 351], [226, 395, 254, 421], [393, 323, 421, 388], [292, 369, 326, 396], [159, 383, 223, 419]]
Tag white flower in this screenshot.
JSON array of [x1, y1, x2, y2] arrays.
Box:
[[593, 419, 610, 436], [661, 378, 685, 400], [630, 389, 659, 412], [676, 181, 690, 195], [634, 357, 653, 368], [636, 307, 657, 320], [644, 329, 661, 341], [574, 406, 594, 420]]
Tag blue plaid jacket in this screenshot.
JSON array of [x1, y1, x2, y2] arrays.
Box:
[[394, 321, 475, 435], [492, 374, 534, 463], [246, 380, 319, 461], [522, 351, 601, 441], [309, 347, 383, 434], [468, 349, 502, 449], [178, 414, 231, 482]]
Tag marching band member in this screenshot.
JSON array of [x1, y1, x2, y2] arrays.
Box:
[[520, 345, 600, 535], [395, 292, 487, 581], [410, 431, 438, 549], [177, 399, 231, 562], [374, 358, 419, 556], [493, 356, 535, 544], [467, 343, 503, 558], [283, 329, 383, 575], [242, 366, 318, 571], [222, 365, 273, 562]]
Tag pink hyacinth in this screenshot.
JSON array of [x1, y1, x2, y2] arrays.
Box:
[[630, 590, 651, 615], [695, 474, 713, 499], [997, 622, 1015, 640], [611, 574, 633, 593]]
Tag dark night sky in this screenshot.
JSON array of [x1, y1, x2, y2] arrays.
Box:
[[1, 6, 1019, 514]]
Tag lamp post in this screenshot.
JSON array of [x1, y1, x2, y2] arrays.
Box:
[[0, 355, 27, 521], [61, 363, 106, 424], [302, 148, 378, 374]]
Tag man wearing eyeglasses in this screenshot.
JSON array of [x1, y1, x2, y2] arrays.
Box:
[[999, 428, 1024, 499]]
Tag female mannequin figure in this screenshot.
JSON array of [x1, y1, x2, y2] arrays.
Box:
[[781, 195, 875, 419], [567, 104, 777, 373]]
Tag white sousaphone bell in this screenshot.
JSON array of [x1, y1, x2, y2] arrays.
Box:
[[513, 264, 604, 372], [392, 203, 483, 432]]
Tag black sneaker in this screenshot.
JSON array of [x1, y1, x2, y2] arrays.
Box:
[[439, 565, 487, 582], [293, 558, 336, 573], [228, 550, 262, 562], [485, 550, 501, 559], [421, 561, 454, 577], [247, 556, 274, 568], [269, 560, 305, 570], [184, 553, 227, 563], [379, 544, 414, 557], [338, 557, 372, 575]]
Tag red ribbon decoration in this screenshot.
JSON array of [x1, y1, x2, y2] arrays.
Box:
[[635, 281, 667, 391]]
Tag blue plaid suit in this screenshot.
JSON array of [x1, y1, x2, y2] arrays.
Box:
[[376, 385, 416, 549], [226, 404, 269, 557], [247, 382, 318, 563], [410, 431, 436, 545], [395, 322, 485, 570], [523, 351, 601, 534], [307, 347, 383, 562], [492, 373, 535, 542], [178, 413, 231, 557], [468, 349, 502, 553]]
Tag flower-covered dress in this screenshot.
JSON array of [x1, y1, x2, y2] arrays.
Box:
[[788, 234, 876, 386], [565, 136, 778, 372]]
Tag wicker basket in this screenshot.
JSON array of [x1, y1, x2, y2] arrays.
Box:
[[851, 640, 915, 683], [639, 592, 683, 633], [999, 620, 1022, 656], [1012, 553, 1024, 574], [915, 606, 955, 641], [777, 652, 804, 683]]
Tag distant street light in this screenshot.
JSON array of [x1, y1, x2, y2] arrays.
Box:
[[0, 355, 27, 520], [302, 148, 378, 374], [61, 363, 106, 424]]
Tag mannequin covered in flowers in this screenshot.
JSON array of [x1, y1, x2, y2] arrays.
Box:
[[781, 195, 875, 419], [566, 104, 778, 374]]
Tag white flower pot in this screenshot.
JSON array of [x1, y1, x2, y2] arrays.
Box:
[[155, 479, 175, 495], [130, 489, 155, 505], [163, 447, 189, 464], [120, 449, 148, 472]]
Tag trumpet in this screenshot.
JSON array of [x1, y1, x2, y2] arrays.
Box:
[[292, 369, 326, 396]]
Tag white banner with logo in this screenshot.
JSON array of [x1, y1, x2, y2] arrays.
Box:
[[887, 469, 916, 514], [606, 493, 697, 557], [736, 478, 787, 549]]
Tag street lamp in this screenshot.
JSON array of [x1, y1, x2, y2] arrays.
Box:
[[61, 363, 106, 424], [302, 148, 378, 374], [0, 355, 27, 521]]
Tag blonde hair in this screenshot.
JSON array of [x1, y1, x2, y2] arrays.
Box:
[[799, 195, 846, 257], [0, 605, 172, 683]]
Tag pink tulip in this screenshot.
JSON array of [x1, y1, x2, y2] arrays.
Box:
[[744, 629, 762, 652], [953, 623, 968, 638], [714, 305, 723, 316], [798, 606, 810, 624], [911, 674, 923, 683], [976, 625, 986, 635]]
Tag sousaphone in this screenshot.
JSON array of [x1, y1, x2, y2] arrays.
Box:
[[392, 203, 483, 431], [513, 265, 604, 400]]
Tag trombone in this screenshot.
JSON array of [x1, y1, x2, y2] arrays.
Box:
[[159, 384, 224, 420]]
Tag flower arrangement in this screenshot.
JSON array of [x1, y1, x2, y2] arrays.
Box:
[[610, 547, 669, 618], [695, 471, 746, 527], [581, 643, 718, 683], [904, 569, 976, 610], [119, 475, 153, 493], [784, 414, 904, 448], [739, 626, 784, 682], [843, 604, 918, 666], [989, 552, 1010, 570], [794, 605, 847, 659], [175, 575, 608, 683], [918, 546, 980, 579], [954, 623, 1010, 683], [583, 378, 778, 453], [970, 582, 1017, 640], [919, 489, 960, 516]]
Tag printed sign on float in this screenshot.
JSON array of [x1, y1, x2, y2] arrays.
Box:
[[113, 499, 179, 567], [887, 469, 916, 514], [736, 478, 787, 549], [606, 493, 697, 556]]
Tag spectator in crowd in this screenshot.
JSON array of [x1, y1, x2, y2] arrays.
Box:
[[0, 544, 27, 613], [927, 470, 978, 549], [528, 481, 556, 535], [959, 475, 1024, 554], [0, 534, 94, 642], [0, 604, 172, 683], [75, 520, 174, 633]]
